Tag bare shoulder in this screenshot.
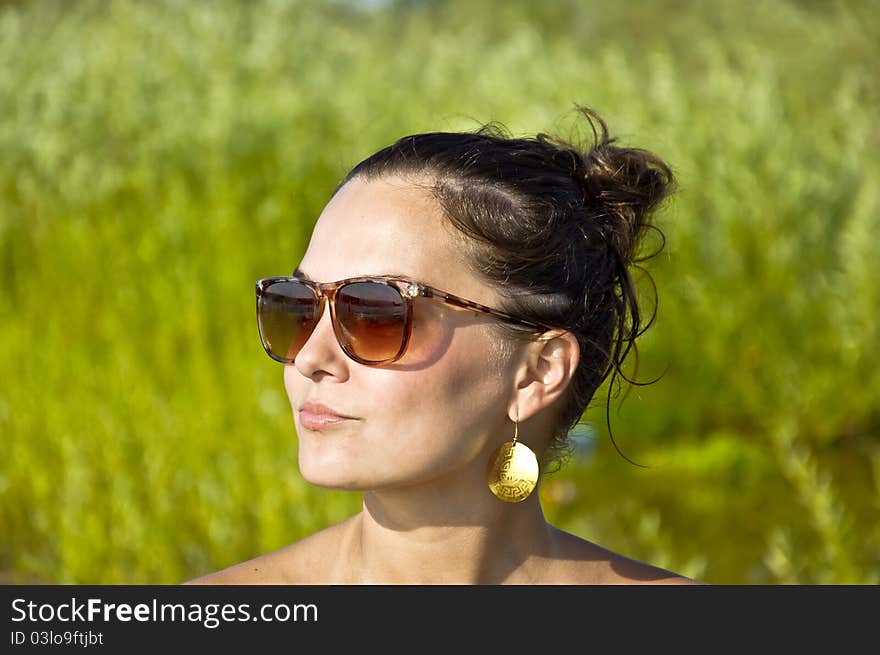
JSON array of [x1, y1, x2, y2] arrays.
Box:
[[546, 526, 706, 585], [181, 515, 359, 585]]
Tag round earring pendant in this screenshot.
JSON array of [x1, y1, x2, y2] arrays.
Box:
[[487, 441, 539, 503]]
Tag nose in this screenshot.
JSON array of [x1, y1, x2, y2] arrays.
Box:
[[292, 298, 350, 379]]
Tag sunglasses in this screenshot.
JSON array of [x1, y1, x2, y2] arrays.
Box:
[[255, 274, 556, 366]]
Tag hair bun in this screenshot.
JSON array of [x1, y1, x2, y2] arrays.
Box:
[[563, 107, 675, 262]]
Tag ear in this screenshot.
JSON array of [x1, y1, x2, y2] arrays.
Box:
[[509, 330, 580, 423]]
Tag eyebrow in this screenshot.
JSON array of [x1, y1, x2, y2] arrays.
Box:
[[292, 267, 417, 281]]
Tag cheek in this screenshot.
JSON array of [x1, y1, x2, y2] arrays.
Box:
[[282, 364, 299, 408], [380, 334, 510, 459]]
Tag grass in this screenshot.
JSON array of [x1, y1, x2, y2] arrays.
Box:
[[1, 0, 877, 583]]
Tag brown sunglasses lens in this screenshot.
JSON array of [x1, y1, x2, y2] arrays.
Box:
[[258, 281, 319, 362], [335, 282, 408, 362]]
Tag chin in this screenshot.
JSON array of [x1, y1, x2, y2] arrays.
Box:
[[297, 449, 372, 491], [299, 469, 363, 491]]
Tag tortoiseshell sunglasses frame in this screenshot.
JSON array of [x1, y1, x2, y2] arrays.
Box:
[[255, 275, 557, 366]]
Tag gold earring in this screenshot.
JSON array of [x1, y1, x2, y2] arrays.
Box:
[[487, 415, 539, 503]]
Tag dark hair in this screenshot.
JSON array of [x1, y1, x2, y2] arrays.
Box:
[[340, 106, 674, 470]]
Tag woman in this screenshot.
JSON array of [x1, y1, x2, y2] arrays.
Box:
[[187, 106, 698, 584]]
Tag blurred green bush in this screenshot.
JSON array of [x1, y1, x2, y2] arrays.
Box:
[[1, 0, 877, 583]]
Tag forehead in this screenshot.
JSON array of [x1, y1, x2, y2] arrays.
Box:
[[298, 175, 489, 300]]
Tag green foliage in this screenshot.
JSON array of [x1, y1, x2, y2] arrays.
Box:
[[1, 0, 877, 583]]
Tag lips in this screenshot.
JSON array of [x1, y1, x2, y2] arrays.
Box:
[[298, 400, 357, 431]]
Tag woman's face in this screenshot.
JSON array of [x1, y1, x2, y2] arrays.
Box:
[[284, 175, 520, 492]]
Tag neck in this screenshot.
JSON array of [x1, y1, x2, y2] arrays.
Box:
[[346, 473, 554, 584]]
